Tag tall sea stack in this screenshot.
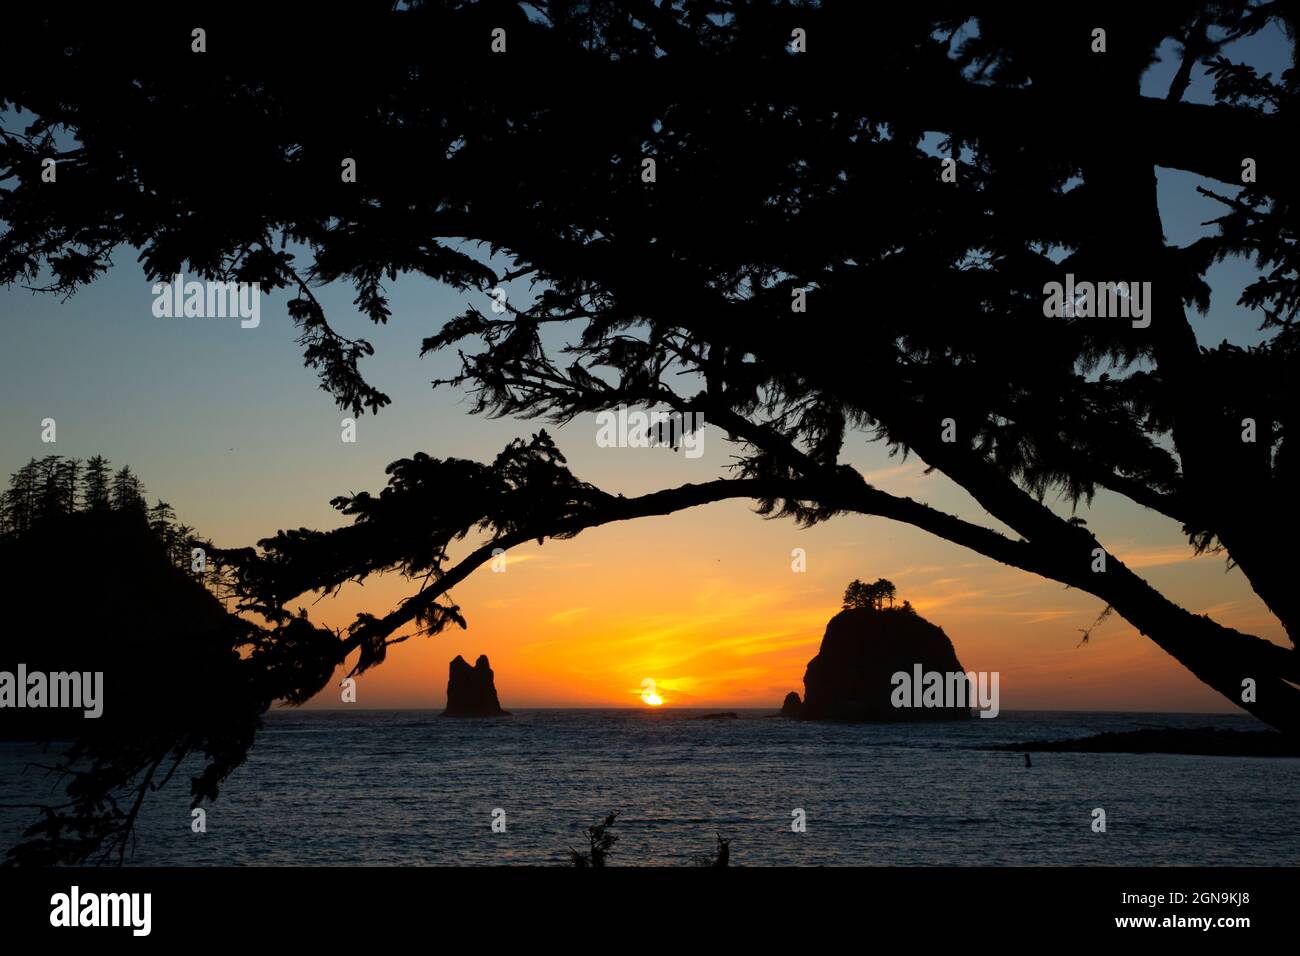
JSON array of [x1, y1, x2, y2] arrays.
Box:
[[441, 654, 509, 717]]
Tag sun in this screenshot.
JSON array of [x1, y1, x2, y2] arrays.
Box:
[[640, 678, 664, 707]]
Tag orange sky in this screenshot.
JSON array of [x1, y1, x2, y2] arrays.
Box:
[[293, 452, 1282, 714], [2, 259, 1284, 717]]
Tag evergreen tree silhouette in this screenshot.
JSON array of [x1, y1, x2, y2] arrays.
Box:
[[0, 457, 331, 865], [109, 466, 147, 515], [83, 455, 111, 512]]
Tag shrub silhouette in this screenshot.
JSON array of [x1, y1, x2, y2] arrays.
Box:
[[569, 811, 620, 867]]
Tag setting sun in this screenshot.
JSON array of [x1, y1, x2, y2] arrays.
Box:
[[640, 678, 664, 707]]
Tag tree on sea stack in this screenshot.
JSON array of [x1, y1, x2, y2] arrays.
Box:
[[843, 579, 876, 611], [843, 579, 898, 611], [798, 598, 973, 721]]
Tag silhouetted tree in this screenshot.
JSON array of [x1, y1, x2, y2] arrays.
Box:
[[83, 455, 111, 512], [691, 832, 732, 867], [569, 811, 619, 867], [109, 466, 146, 515], [2, 458, 208, 574], [713, 832, 731, 867], [172, 522, 198, 573], [0, 457, 315, 865], [5, 3, 1290, 730], [842, 579, 874, 610], [0, 459, 38, 538], [844, 578, 899, 610], [148, 499, 177, 551], [34, 456, 70, 523], [57, 457, 80, 515], [4, 0, 1300, 862]]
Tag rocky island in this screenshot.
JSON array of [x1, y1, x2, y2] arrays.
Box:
[[441, 654, 509, 717], [781, 578, 971, 721]]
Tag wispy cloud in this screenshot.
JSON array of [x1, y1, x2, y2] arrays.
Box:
[[546, 606, 592, 624], [1002, 608, 1078, 624], [858, 462, 936, 486], [1113, 544, 1208, 569]]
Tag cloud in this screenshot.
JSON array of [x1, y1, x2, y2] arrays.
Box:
[[858, 462, 936, 486], [1002, 608, 1078, 624], [1113, 544, 1208, 569], [546, 606, 592, 624]]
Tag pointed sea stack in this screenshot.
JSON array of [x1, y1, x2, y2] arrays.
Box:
[[441, 654, 509, 717]]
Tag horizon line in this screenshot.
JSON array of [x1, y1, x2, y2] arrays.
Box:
[[282, 705, 1254, 716]]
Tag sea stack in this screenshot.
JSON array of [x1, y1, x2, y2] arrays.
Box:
[[788, 606, 971, 721], [780, 691, 803, 718], [441, 654, 509, 717]]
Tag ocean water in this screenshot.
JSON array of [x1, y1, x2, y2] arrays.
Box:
[[1, 709, 1297, 866]]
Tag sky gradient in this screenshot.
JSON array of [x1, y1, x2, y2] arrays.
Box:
[[1, 26, 1291, 712]]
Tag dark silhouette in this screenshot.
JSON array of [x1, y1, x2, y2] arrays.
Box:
[[0, 458, 339, 866], [1, 456, 204, 574], [3, 5, 1297, 736], [798, 605, 972, 722], [82, 456, 111, 512], [1024, 753, 1032, 768], [566, 812, 734, 867], [1000, 728, 1300, 758], [2, 0, 1299, 862], [692, 832, 732, 867], [843, 578, 899, 611], [713, 833, 731, 867], [441, 654, 509, 717], [109, 466, 147, 515], [842, 579, 874, 611], [568, 811, 619, 868], [780, 692, 803, 719], [713, 833, 731, 868]]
